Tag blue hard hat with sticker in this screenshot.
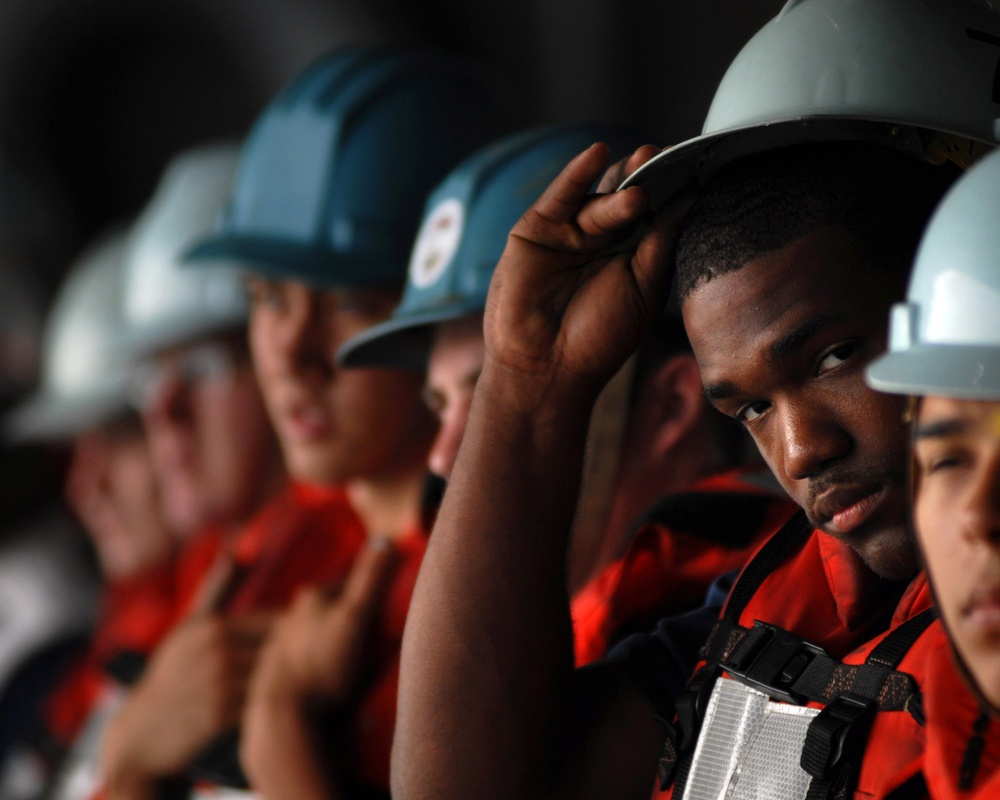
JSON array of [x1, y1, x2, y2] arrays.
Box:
[[338, 124, 647, 370]]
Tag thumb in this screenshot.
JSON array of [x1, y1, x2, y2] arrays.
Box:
[[190, 551, 243, 617]]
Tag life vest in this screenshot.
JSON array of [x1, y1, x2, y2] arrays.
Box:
[[657, 512, 937, 800]]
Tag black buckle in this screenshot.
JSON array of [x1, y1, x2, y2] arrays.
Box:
[[801, 692, 875, 779], [722, 621, 828, 704]]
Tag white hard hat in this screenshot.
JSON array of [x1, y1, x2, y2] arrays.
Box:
[[5, 230, 132, 442], [867, 147, 1000, 400], [122, 142, 248, 359], [623, 0, 1000, 206]]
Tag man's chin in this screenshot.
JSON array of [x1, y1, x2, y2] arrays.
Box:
[[286, 449, 351, 488], [837, 522, 920, 582]]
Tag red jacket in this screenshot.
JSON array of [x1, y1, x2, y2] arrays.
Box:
[[43, 543, 202, 747], [345, 531, 427, 791], [884, 627, 1000, 799], [187, 481, 424, 796]]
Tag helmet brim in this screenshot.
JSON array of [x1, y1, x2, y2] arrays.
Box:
[[867, 344, 1000, 401], [337, 305, 480, 371], [185, 235, 405, 290], [620, 116, 933, 208], [120, 315, 249, 363], [4, 388, 131, 444]]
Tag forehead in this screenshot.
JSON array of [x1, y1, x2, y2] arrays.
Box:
[[428, 316, 485, 377], [683, 227, 896, 378], [918, 396, 1000, 436], [251, 273, 400, 303]]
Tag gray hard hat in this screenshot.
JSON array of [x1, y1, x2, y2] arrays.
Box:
[[867, 146, 1000, 400], [122, 143, 249, 360], [5, 230, 132, 442], [622, 0, 1000, 207]]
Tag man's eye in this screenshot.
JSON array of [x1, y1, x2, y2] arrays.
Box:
[[421, 388, 445, 418], [326, 292, 386, 317], [738, 401, 769, 423], [917, 448, 969, 476], [817, 343, 857, 374], [246, 280, 284, 309]]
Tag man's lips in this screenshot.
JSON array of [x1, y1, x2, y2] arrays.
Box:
[[813, 484, 889, 535], [280, 398, 332, 441], [962, 586, 1000, 635]]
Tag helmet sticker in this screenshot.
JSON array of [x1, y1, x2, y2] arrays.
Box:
[[409, 199, 465, 289]]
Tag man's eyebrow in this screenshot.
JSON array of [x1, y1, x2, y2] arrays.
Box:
[[914, 419, 968, 440], [770, 312, 850, 362], [703, 381, 739, 402]]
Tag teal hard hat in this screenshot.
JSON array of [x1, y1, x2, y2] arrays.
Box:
[[622, 0, 1000, 208], [5, 230, 132, 443], [337, 124, 647, 370], [866, 146, 1000, 400], [186, 47, 519, 289]]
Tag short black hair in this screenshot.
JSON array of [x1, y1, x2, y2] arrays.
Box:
[[675, 142, 960, 301]]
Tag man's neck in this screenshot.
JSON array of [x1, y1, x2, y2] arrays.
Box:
[[346, 466, 427, 540]]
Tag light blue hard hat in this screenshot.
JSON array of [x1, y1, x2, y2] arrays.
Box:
[[867, 146, 1000, 400], [338, 124, 647, 370], [186, 47, 520, 289], [622, 0, 1000, 207]]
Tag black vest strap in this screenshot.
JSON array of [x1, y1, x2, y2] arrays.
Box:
[[707, 609, 936, 711], [800, 608, 937, 800]]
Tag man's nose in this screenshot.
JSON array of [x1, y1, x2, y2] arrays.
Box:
[[962, 450, 1000, 546], [776, 400, 852, 483]]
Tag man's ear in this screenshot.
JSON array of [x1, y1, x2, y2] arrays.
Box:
[[641, 352, 705, 458]]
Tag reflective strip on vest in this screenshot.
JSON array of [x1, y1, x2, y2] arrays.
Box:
[[682, 678, 819, 800], [48, 684, 127, 800]]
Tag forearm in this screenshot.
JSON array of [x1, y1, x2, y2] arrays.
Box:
[[394, 359, 595, 799], [242, 699, 344, 800], [99, 707, 165, 800]]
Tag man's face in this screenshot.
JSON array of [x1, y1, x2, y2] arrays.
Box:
[[683, 226, 917, 580], [915, 396, 1000, 709], [137, 334, 279, 532], [247, 278, 435, 486], [423, 316, 485, 480], [67, 415, 176, 579]]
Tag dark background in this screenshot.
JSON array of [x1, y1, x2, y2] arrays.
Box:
[[0, 0, 786, 319]]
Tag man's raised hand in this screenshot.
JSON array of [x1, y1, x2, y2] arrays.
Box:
[[485, 142, 683, 406]]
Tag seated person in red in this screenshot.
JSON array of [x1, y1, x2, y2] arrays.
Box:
[[867, 146, 1000, 799], [339, 124, 794, 669], [3, 231, 178, 796], [99, 48, 518, 800], [122, 143, 286, 567], [26, 143, 288, 800]]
